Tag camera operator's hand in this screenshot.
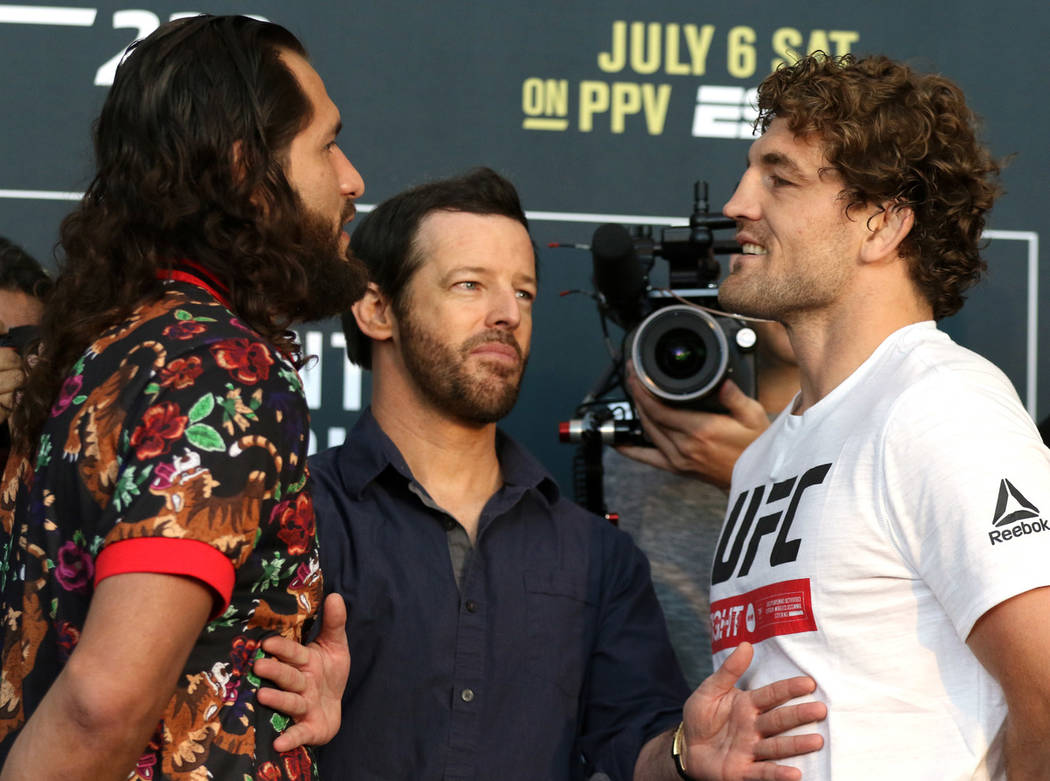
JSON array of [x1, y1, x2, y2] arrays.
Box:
[[618, 365, 770, 491]]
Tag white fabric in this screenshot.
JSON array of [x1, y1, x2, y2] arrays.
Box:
[[710, 321, 1050, 780]]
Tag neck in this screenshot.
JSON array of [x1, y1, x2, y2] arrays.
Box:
[[370, 369, 503, 542], [786, 279, 932, 415], [756, 356, 801, 416]]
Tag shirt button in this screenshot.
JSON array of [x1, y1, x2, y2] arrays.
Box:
[[465, 600, 478, 613], [460, 688, 475, 703]]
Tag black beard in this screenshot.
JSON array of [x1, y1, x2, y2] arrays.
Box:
[[294, 206, 368, 323]]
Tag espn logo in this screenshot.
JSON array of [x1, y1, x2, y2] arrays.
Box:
[[691, 85, 758, 139]]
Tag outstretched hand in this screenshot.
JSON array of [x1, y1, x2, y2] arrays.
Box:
[[617, 369, 770, 490], [682, 642, 826, 781], [253, 592, 350, 752]]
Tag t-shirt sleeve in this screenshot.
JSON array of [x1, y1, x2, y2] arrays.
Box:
[[93, 333, 308, 609], [576, 521, 690, 777], [879, 368, 1050, 639]]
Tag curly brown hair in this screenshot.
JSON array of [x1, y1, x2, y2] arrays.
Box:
[[10, 15, 364, 454], [756, 52, 1002, 320]]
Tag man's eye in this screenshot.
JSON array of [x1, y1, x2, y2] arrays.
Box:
[[456, 281, 478, 290], [516, 290, 535, 301], [770, 175, 793, 187]]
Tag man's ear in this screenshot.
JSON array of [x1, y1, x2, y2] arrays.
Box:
[[351, 282, 395, 342], [861, 202, 915, 265]]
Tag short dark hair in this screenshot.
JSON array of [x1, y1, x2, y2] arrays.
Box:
[[343, 167, 530, 369], [0, 237, 51, 300], [756, 52, 1002, 320]]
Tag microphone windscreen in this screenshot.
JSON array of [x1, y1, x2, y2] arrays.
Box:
[[591, 224, 645, 309]]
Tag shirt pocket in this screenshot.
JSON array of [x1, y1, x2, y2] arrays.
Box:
[[523, 569, 594, 700]]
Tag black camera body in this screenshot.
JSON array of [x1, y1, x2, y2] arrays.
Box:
[[567, 183, 755, 442], [0, 325, 40, 353], [557, 183, 758, 515], [558, 184, 753, 516]]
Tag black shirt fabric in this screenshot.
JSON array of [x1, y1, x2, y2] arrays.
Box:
[[310, 408, 689, 780]]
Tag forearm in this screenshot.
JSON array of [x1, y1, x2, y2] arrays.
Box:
[[634, 728, 684, 781], [1004, 714, 1050, 780], [966, 588, 1050, 781], [1, 573, 212, 780], [1, 668, 167, 780]]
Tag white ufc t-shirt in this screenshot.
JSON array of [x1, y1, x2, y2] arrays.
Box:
[[710, 322, 1050, 780]]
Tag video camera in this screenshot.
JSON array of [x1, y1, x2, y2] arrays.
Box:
[[557, 182, 754, 516]]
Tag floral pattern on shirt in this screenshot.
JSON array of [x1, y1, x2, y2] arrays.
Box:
[[0, 281, 321, 779]]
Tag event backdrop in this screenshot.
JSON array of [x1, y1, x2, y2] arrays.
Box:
[[0, 1, 1045, 494]]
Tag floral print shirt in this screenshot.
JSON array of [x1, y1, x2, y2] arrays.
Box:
[[0, 279, 321, 780]]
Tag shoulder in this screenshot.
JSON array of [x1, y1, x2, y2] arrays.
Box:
[[497, 430, 639, 546], [109, 289, 300, 396], [819, 324, 1030, 443], [544, 492, 655, 592], [308, 443, 350, 510], [309, 443, 344, 480], [884, 330, 1031, 438]]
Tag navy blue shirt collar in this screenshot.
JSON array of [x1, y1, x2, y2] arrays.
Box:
[[337, 407, 560, 507]]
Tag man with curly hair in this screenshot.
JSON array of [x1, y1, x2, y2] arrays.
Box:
[[0, 15, 361, 779], [680, 52, 1050, 779]]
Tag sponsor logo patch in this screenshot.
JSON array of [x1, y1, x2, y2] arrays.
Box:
[[710, 578, 817, 652], [989, 478, 1049, 545]]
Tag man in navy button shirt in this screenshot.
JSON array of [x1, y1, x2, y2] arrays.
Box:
[[305, 168, 827, 780]]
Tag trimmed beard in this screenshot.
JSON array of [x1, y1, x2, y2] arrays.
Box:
[[397, 305, 528, 426]]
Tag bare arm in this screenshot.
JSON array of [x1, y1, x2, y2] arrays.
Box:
[[618, 374, 771, 490], [967, 586, 1050, 780], [0, 572, 212, 781], [253, 592, 351, 751], [634, 643, 826, 781]]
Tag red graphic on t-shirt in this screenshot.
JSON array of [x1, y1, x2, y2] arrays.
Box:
[[710, 578, 817, 652]]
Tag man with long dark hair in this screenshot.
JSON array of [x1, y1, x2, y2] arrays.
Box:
[[0, 15, 363, 779]]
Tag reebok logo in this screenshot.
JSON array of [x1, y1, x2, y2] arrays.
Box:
[[988, 478, 1049, 545]]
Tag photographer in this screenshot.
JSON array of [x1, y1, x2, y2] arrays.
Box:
[[0, 237, 50, 334], [0, 237, 51, 463]]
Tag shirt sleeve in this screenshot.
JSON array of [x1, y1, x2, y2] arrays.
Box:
[[576, 520, 691, 778], [879, 368, 1050, 639], [95, 332, 308, 598], [95, 537, 235, 616]]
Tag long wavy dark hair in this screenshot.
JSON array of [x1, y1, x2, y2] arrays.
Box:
[[756, 53, 1002, 320], [12, 15, 335, 454]]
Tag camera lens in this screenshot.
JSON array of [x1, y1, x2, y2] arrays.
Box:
[[629, 304, 729, 403], [654, 328, 707, 379]]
